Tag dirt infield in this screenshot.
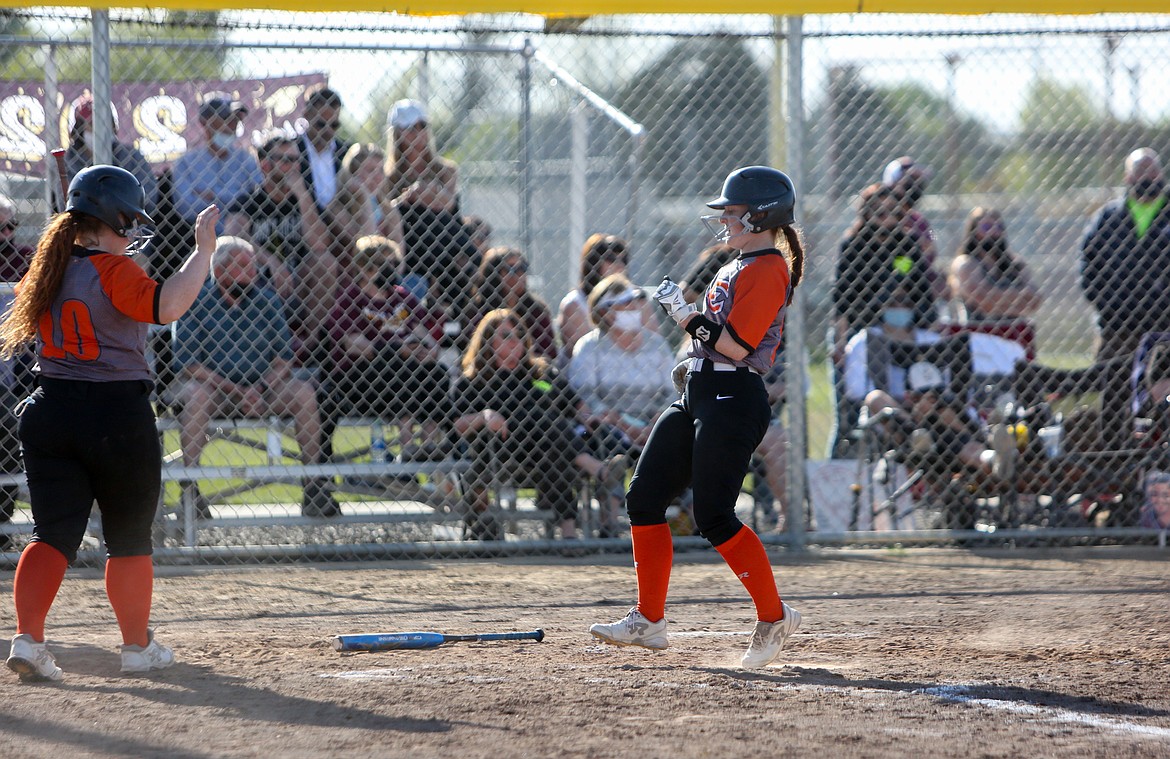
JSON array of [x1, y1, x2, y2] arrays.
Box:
[[1, 546, 1169, 758]]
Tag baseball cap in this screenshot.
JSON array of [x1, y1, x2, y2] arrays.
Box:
[[199, 93, 248, 123], [882, 156, 932, 187], [388, 99, 428, 131], [907, 361, 946, 394], [70, 93, 119, 130]]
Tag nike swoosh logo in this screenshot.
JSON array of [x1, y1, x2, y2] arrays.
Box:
[[716, 394, 734, 400]]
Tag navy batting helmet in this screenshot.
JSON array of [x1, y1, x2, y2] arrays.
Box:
[[706, 166, 796, 232], [66, 165, 153, 236]]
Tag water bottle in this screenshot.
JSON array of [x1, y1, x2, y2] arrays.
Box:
[[266, 416, 283, 462], [370, 421, 387, 463]]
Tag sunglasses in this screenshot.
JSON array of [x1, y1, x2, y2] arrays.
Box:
[[494, 327, 522, 340], [313, 118, 341, 131], [502, 261, 529, 275], [0, 220, 16, 232], [976, 221, 1005, 235], [270, 154, 299, 165]]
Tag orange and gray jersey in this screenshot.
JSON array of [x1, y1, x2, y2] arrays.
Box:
[[687, 248, 791, 374], [31, 246, 161, 382]]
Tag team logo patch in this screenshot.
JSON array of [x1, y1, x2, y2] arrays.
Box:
[[706, 279, 730, 314], [694, 326, 711, 341]]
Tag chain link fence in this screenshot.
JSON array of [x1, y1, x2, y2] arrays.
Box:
[[1, 11, 1169, 563]]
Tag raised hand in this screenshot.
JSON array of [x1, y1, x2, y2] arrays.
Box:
[[194, 205, 220, 256]]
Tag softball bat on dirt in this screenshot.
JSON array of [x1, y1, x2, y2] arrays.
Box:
[[332, 629, 545, 652]]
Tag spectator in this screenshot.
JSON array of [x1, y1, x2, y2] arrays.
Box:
[[296, 86, 351, 211], [62, 93, 157, 216], [172, 237, 339, 518], [679, 243, 737, 306], [324, 235, 450, 463], [828, 183, 934, 457], [0, 290, 30, 552], [844, 285, 1024, 477], [0, 195, 31, 282], [1080, 148, 1170, 450], [224, 133, 338, 369], [556, 233, 656, 359], [466, 246, 557, 360], [383, 99, 477, 330], [1080, 147, 1170, 362], [1140, 470, 1170, 529], [452, 309, 626, 541], [882, 155, 947, 302], [171, 92, 260, 228], [951, 208, 1042, 323], [463, 215, 492, 258], [568, 274, 675, 536], [326, 143, 404, 281]]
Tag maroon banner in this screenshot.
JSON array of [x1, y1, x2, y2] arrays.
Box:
[[0, 73, 328, 175]]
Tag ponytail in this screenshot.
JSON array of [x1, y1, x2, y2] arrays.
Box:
[[0, 212, 92, 358], [778, 225, 805, 290]]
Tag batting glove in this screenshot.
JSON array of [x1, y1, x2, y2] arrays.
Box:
[[654, 277, 696, 325]]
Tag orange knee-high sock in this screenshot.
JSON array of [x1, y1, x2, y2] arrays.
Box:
[[13, 542, 70, 642], [105, 555, 154, 647], [714, 525, 783, 622], [632, 523, 673, 623]]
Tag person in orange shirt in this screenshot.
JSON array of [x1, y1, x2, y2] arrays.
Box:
[[1, 165, 219, 682], [590, 166, 806, 668]]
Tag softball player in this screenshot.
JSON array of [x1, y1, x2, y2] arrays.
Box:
[[590, 166, 805, 668], [2, 165, 219, 682]]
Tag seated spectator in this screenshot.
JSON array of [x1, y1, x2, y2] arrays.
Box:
[[950, 207, 1043, 324], [568, 274, 675, 536], [384, 99, 477, 336], [296, 85, 350, 212], [171, 92, 260, 230], [62, 93, 157, 217], [0, 289, 32, 550], [326, 143, 405, 283], [557, 233, 657, 360], [844, 286, 1024, 478], [451, 309, 626, 541], [466, 246, 557, 360], [325, 235, 450, 463], [172, 237, 339, 518], [0, 194, 31, 282], [828, 183, 934, 457], [224, 133, 339, 370]]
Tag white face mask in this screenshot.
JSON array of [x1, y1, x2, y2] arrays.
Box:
[[82, 131, 95, 151], [210, 131, 236, 150], [612, 309, 642, 333]]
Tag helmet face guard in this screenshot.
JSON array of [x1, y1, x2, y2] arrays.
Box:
[[66, 165, 154, 240], [704, 166, 796, 237]]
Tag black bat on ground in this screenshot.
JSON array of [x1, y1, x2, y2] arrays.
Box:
[[333, 629, 545, 652]]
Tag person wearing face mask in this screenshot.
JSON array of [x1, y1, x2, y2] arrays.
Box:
[[323, 235, 450, 465], [171, 93, 261, 228], [1080, 147, 1170, 449], [62, 94, 157, 219], [949, 207, 1042, 360], [566, 274, 675, 536], [828, 183, 934, 457], [172, 236, 339, 518]]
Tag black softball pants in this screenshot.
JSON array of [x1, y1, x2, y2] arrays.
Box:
[[625, 364, 770, 547], [19, 378, 161, 562]]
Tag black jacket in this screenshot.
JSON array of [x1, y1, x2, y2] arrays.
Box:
[[1080, 193, 1170, 338], [832, 227, 935, 337]]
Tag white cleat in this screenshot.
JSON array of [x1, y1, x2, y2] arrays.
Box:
[[741, 601, 801, 669], [589, 608, 669, 650], [121, 629, 176, 674], [6, 633, 63, 683]]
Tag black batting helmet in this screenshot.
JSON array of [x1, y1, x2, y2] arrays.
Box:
[[706, 166, 796, 232], [66, 165, 153, 237]]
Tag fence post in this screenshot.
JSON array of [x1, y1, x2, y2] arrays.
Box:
[[782, 15, 808, 551], [90, 10, 114, 166], [520, 37, 534, 259]]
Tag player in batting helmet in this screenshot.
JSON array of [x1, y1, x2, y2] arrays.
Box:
[[0, 167, 219, 683], [591, 165, 805, 668]]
